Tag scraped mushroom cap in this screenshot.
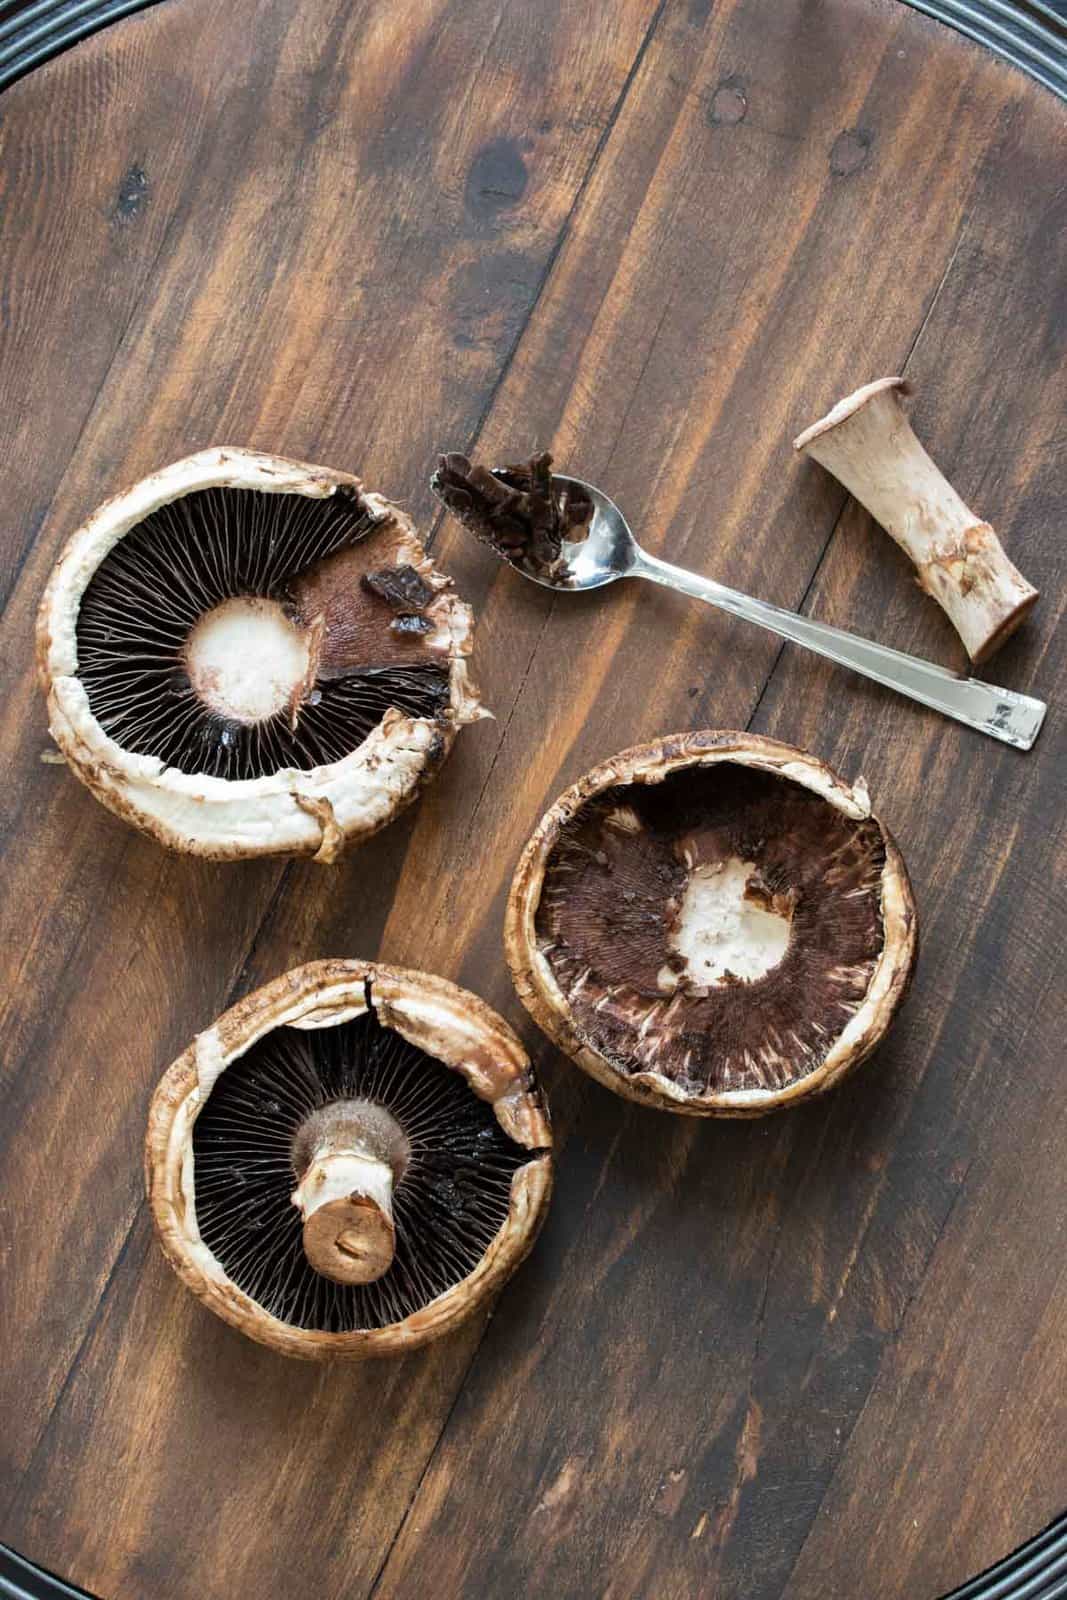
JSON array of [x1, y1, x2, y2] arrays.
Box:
[[506, 733, 917, 1116], [37, 449, 487, 860], [146, 960, 552, 1359]]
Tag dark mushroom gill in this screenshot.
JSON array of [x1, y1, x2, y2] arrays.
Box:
[[191, 999, 536, 1332], [431, 451, 593, 580], [535, 764, 887, 1096], [76, 485, 450, 780]]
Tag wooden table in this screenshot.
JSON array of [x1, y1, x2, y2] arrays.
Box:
[[1, 2, 1064, 1596]]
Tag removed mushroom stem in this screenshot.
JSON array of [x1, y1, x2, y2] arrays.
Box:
[[291, 1099, 410, 1285], [793, 378, 1038, 664], [296, 1155, 396, 1285]]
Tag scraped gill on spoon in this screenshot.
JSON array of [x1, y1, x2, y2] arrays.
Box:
[[431, 451, 593, 583]]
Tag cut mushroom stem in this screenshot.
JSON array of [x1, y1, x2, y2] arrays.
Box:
[[296, 1153, 395, 1285], [793, 377, 1038, 664], [290, 1100, 409, 1285]]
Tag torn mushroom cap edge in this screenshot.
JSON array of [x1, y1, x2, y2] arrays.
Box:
[[505, 731, 918, 1118], [145, 958, 553, 1361], [36, 448, 490, 862]]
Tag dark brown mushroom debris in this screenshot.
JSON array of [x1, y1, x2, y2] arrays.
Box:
[[191, 999, 534, 1334], [431, 451, 593, 581], [506, 735, 918, 1115], [76, 484, 450, 781]]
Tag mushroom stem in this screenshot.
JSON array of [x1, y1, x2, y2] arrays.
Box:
[[293, 1149, 396, 1286], [793, 378, 1038, 664], [290, 1098, 409, 1286]]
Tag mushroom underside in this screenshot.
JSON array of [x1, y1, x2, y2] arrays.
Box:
[[191, 997, 539, 1332], [75, 484, 453, 780], [535, 764, 887, 1096]]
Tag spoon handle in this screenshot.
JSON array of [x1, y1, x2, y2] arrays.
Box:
[[632, 550, 1046, 750]]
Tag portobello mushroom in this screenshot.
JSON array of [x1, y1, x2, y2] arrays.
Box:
[[506, 732, 917, 1115], [146, 960, 552, 1358], [37, 449, 486, 859]]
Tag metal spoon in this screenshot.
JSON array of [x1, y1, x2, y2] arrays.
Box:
[[511, 474, 1047, 751]]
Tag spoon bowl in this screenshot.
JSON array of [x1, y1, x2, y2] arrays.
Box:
[[549, 474, 639, 591]]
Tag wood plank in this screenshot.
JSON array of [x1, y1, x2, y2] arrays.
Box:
[[0, 0, 225, 609], [366, 6, 1067, 1598], [0, 2, 661, 1591], [761, 68, 1067, 1600]]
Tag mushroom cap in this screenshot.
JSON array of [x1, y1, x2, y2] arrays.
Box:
[[146, 960, 551, 1359], [37, 448, 486, 861], [506, 732, 917, 1117], [791, 376, 906, 452]]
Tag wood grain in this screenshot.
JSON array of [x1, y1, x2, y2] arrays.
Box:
[[0, 0, 661, 1588], [1, 0, 1064, 1597]]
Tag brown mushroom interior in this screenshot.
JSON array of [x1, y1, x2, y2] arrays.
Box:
[[191, 997, 539, 1332], [535, 763, 886, 1096], [75, 485, 451, 780]]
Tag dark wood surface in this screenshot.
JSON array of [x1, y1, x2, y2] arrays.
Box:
[[1, 2, 1064, 1596]]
